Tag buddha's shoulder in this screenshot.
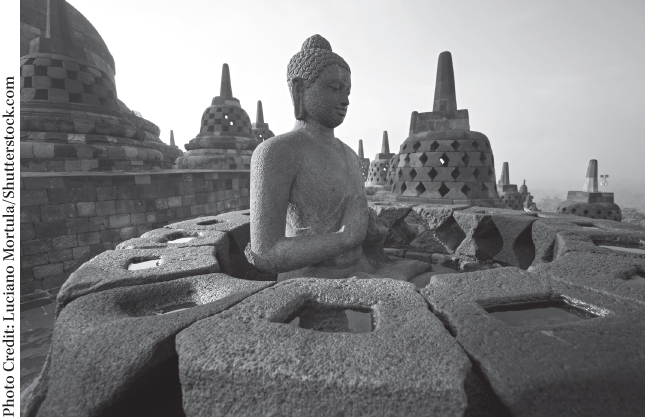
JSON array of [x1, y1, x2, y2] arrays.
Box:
[[254, 131, 308, 156]]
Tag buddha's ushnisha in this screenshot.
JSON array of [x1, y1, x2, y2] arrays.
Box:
[[248, 35, 428, 281]]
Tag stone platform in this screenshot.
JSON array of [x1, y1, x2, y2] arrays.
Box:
[[21, 203, 645, 416]]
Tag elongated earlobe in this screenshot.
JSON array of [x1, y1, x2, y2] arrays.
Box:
[[291, 77, 306, 120]]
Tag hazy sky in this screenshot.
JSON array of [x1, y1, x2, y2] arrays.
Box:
[[14, 0, 645, 192]]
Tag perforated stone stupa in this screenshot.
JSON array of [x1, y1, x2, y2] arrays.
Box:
[[389, 52, 502, 206], [497, 162, 527, 210], [19, 0, 182, 172], [251, 100, 274, 142], [365, 131, 394, 187], [557, 159, 621, 221], [175, 64, 260, 170]]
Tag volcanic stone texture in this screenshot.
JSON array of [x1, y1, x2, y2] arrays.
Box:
[[20, 170, 250, 296], [57, 246, 220, 308], [176, 278, 471, 417], [25, 274, 274, 417], [391, 129, 502, 205], [422, 267, 645, 417], [116, 228, 231, 274]]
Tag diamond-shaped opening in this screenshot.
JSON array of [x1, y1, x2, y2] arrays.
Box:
[[429, 167, 438, 181], [440, 153, 450, 167], [412, 142, 421, 152], [397, 169, 403, 180], [419, 153, 428, 165], [461, 184, 471, 197], [484, 298, 600, 327], [596, 210, 602, 215], [583, 209, 589, 215], [479, 153, 487, 163], [400, 182, 407, 194], [571, 208, 577, 214], [481, 183, 488, 191], [403, 155, 411, 167], [462, 153, 470, 165], [487, 168, 494, 179], [472, 141, 480, 150], [438, 182, 450, 197], [451, 167, 461, 180], [473, 167, 480, 179], [451, 140, 461, 150], [410, 168, 417, 180], [430, 141, 439, 152], [415, 182, 426, 196]]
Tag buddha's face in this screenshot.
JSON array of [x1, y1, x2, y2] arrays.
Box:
[[302, 64, 351, 129]]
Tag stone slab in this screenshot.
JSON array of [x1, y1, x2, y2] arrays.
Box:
[[28, 274, 273, 417], [176, 278, 471, 416], [57, 246, 220, 308], [421, 267, 645, 417]]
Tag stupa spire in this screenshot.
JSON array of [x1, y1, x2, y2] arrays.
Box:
[[582, 159, 599, 192], [409, 111, 418, 135], [170, 130, 176, 147], [46, 0, 73, 44], [256, 100, 264, 124], [433, 51, 457, 112], [381, 131, 390, 154], [358, 139, 365, 159], [500, 162, 510, 185], [220, 63, 233, 99]]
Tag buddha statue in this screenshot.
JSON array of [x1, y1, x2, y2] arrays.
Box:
[[248, 34, 429, 281]]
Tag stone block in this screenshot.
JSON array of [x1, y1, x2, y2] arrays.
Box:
[[21, 208, 41, 227], [96, 186, 117, 201], [95, 200, 117, 216], [52, 234, 78, 250], [48, 88, 69, 102], [21, 238, 52, 256], [46, 188, 70, 204], [421, 267, 645, 417], [166, 210, 250, 255], [100, 229, 121, 243], [65, 218, 89, 235], [130, 213, 146, 226], [34, 221, 67, 239], [33, 263, 64, 279], [21, 223, 36, 241], [22, 189, 49, 207], [117, 228, 230, 274], [453, 211, 504, 261], [21, 253, 49, 269], [72, 245, 91, 260], [47, 66, 67, 79], [176, 278, 470, 417], [119, 226, 140, 241], [76, 202, 97, 217], [115, 200, 135, 214], [68, 187, 97, 202], [48, 249, 74, 263], [43, 274, 69, 290], [32, 275, 273, 417], [490, 214, 538, 269], [58, 246, 221, 308], [32, 75, 51, 89], [40, 203, 77, 222], [23, 176, 64, 190]]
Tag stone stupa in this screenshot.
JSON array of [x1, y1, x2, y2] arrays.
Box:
[[365, 131, 394, 187], [175, 64, 260, 170], [557, 159, 621, 221], [251, 100, 275, 142], [497, 162, 525, 210], [20, 0, 182, 172], [389, 52, 503, 206], [357, 139, 370, 180]]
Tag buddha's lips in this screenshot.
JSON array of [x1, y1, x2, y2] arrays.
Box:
[[336, 108, 348, 116]]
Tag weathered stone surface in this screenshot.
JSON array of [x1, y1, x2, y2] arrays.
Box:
[[491, 214, 538, 269], [532, 251, 645, 305], [421, 267, 645, 417], [453, 211, 504, 260], [176, 278, 471, 416], [58, 246, 220, 308], [553, 228, 645, 261], [368, 201, 413, 228], [116, 228, 231, 274], [28, 274, 273, 417]]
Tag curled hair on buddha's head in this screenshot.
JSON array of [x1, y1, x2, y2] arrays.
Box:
[[287, 34, 351, 91]]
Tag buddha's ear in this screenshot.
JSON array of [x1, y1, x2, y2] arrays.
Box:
[[291, 77, 306, 120]]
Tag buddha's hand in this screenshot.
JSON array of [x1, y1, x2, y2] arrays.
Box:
[[338, 195, 369, 248]]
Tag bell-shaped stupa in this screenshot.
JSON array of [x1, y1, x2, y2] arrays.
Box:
[[365, 131, 394, 187], [389, 52, 503, 206], [19, 0, 182, 172], [251, 100, 275, 142], [557, 159, 621, 221], [497, 162, 525, 210], [175, 64, 260, 169]]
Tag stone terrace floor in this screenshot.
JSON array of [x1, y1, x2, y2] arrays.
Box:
[[20, 287, 59, 390]]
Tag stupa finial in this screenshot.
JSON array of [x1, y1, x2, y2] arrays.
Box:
[[582, 159, 599, 192], [170, 130, 176, 147], [256, 100, 264, 124], [433, 51, 457, 112], [500, 162, 510, 185], [220, 63, 233, 99], [358, 139, 365, 159], [381, 131, 389, 154], [409, 111, 418, 135], [46, 0, 73, 44]]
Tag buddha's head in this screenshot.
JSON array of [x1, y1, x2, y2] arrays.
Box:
[[287, 35, 351, 128]]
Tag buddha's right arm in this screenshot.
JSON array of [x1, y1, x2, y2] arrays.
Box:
[[249, 138, 358, 273]]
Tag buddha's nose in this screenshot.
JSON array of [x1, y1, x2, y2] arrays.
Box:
[[341, 93, 349, 107]]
